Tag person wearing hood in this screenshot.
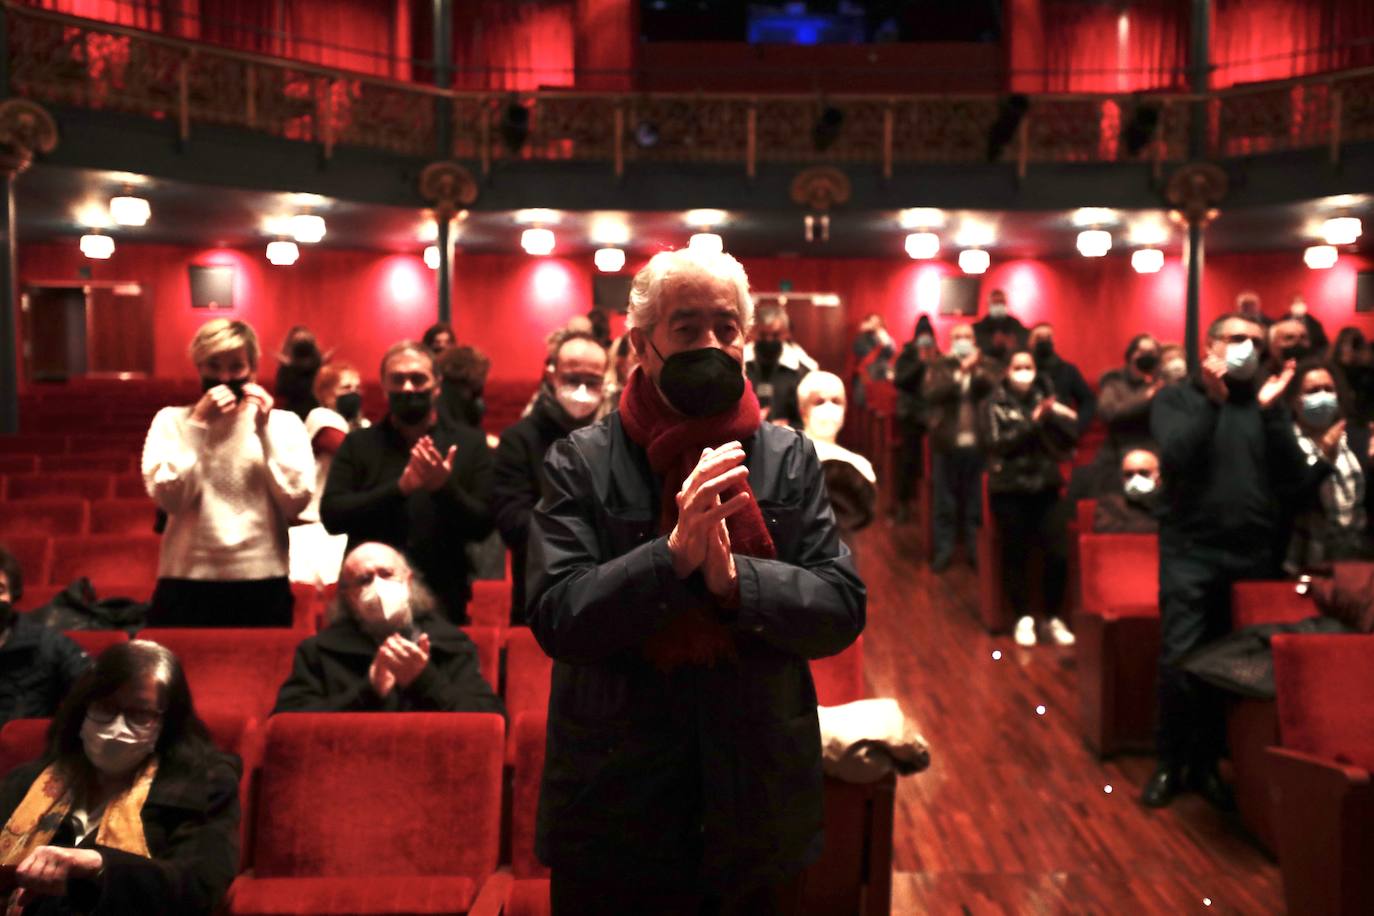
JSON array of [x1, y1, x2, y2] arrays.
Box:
[[0, 547, 90, 728], [744, 304, 806, 427], [491, 332, 608, 623], [1091, 448, 1162, 534], [272, 543, 502, 714], [799, 371, 877, 550], [971, 288, 1028, 361], [892, 315, 938, 522], [1027, 322, 1095, 434]]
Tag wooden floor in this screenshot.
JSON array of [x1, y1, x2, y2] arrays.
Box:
[[852, 519, 1284, 916]]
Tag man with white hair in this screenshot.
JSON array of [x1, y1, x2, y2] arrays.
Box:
[[798, 371, 877, 549], [527, 247, 865, 913], [271, 542, 502, 714]]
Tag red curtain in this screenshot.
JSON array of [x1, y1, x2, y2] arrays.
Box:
[[451, 0, 575, 90], [1008, 0, 1189, 93], [573, 0, 634, 90], [1211, 0, 1374, 87]]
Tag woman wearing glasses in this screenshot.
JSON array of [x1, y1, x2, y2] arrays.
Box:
[[0, 641, 240, 914]]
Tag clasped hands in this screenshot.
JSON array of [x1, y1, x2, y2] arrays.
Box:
[[9, 846, 103, 901], [666, 442, 752, 601], [398, 436, 456, 495], [368, 632, 431, 698], [192, 382, 275, 432]]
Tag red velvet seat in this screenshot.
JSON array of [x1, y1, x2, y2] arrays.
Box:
[[0, 718, 50, 776], [810, 636, 865, 706], [461, 626, 501, 694], [88, 498, 158, 536], [1, 536, 52, 601], [226, 713, 506, 915], [0, 455, 37, 474], [63, 627, 129, 658], [40, 454, 133, 474], [0, 435, 67, 455], [47, 534, 160, 601], [0, 499, 89, 538], [112, 474, 149, 499], [287, 581, 323, 633], [1269, 634, 1374, 916], [138, 628, 302, 723], [7, 473, 113, 501], [502, 627, 552, 727], [469, 579, 509, 630], [69, 435, 145, 455]]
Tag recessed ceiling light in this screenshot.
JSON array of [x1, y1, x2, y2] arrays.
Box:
[[685, 209, 728, 228], [80, 233, 114, 259], [1321, 217, 1362, 246], [899, 208, 945, 229], [1304, 245, 1338, 269], [74, 201, 111, 229], [1131, 248, 1164, 273], [594, 247, 626, 272], [590, 215, 631, 246], [1128, 220, 1169, 246], [516, 208, 561, 226], [1076, 229, 1112, 257], [287, 192, 329, 208], [1072, 207, 1118, 227], [521, 227, 555, 256], [905, 232, 940, 259], [109, 195, 150, 227], [688, 232, 723, 253], [289, 214, 326, 244], [266, 240, 300, 265], [954, 221, 995, 248], [959, 249, 990, 274]]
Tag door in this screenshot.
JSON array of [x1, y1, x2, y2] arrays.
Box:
[[755, 293, 849, 375], [26, 286, 87, 382], [88, 286, 153, 376]]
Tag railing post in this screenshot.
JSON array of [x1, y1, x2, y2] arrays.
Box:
[[177, 54, 189, 142], [1329, 84, 1342, 166], [479, 96, 490, 176], [245, 63, 256, 129], [1016, 113, 1029, 180], [319, 77, 336, 158], [746, 100, 757, 179], [882, 101, 894, 180], [613, 102, 624, 178]]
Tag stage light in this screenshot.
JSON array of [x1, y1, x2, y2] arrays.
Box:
[[594, 247, 626, 273], [959, 249, 990, 274], [1077, 229, 1112, 257], [813, 106, 844, 151], [521, 228, 555, 256], [689, 232, 723, 254], [1321, 217, 1362, 246], [1304, 245, 1338, 269], [266, 240, 299, 265], [109, 195, 150, 227], [905, 232, 940, 260], [289, 214, 326, 244], [1131, 248, 1164, 273], [423, 246, 440, 270], [79, 233, 114, 259], [899, 208, 945, 229]]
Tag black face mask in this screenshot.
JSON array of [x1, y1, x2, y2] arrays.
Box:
[[335, 392, 363, 421], [754, 339, 783, 365], [202, 375, 249, 402], [651, 341, 745, 418], [291, 339, 318, 360], [1280, 344, 1309, 363], [1134, 353, 1160, 374], [1032, 340, 1055, 364], [0, 599, 12, 632], [388, 390, 433, 426]]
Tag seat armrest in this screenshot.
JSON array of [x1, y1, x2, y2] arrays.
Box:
[[470, 868, 514, 916]]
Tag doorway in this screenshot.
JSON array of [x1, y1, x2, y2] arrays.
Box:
[[24, 283, 153, 381], [755, 291, 849, 374]]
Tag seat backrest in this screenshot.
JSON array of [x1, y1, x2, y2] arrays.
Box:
[[48, 535, 160, 600], [7, 473, 112, 501], [460, 626, 501, 693], [40, 455, 132, 474], [1274, 634, 1374, 771], [504, 627, 553, 722], [510, 711, 550, 879], [1231, 581, 1313, 629], [139, 628, 301, 722], [1078, 533, 1159, 614], [0, 718, 51, 777], [251, 713, 504, 879], [63, 628, 129, 659], [0, 536, 52, 595], [0, 455, 37, 475], [88, 499, 158, 536], [811, 636, 866, 706], [1076, 499, 1097, 533], [0, 499, 89, 538], [112, 475, 149, 499], [469, 579, 509, 629], [0, 435, 67, 455]]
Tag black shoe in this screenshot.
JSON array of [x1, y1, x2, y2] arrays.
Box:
[[1140, 766, 1183, 808], [1190, 764, 1236, 812]]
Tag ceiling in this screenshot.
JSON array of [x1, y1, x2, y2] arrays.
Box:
[[15, 165, 1374, 263]]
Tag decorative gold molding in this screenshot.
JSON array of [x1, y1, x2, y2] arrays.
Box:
[[419, 161, 478, 219], [789, 166, 851, 212], [1165, 162, 1228, 226], [0, 99, 57, 176]]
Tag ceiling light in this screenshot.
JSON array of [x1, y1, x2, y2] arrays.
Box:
[[521, 228, 555, 256], [515, 208, 561, 226], [109, 195, 150, 227], [266, 240, 300, 265], [79, 233, 114, 260], [905, 232, 940, 259], [287, 192, 328, 208], [954, 221, 996, 248], [1077, 229, 1112, 257], [1128, 220, 1169, 247], [75, 202, 111, 228], [959, 249, 989, 275], [685, 209, 727, 228], [688, 232, 723, 254], [1304, 245, 1338, 269], [289, 214, 326, 244], [899, 208, 945, 230], [1131, 248, 1164, 273], [1321, 217, 1362, 246], [1072, 207, 1118, 227], [589, 215, 631, 246], [594, 247, 626, 273], [423, 246, 440, 270]]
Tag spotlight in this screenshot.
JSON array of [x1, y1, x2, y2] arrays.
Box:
[[905, 232, 940, 260], [986, 94, 1029, 162], [813, 106, 844, 151], [266, 240, 299, 265], [1304, 245, 1338, 269], [594, 247, 626, 273], [1120, 100, 1161, 157], [501, 100, 530, 152], [959, 249, 990, 274], [1131, 248, 1164, 273], [79, 233, 114, 259], [109, 195, 150, 227], [633, 120, 660, 148], [521, 228, 555, 256], [423, 246, 440, 270], [689, 232, 723, 254], [1321, 217, 1362, 246], [1076, 229, 1112, 257]]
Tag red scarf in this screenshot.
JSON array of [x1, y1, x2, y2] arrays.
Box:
[[619, 366, 777, 670]]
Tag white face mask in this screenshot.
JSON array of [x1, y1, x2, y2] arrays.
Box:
[[805, 402, 845, 443], [555, 383, 600, 420], [951, 338, 974, 359], [1123, 473, 1158, 499], [1009, 369, 1036, 391], [1224, 339, 1260, 381], [81, 713, 159, 777], [358, 576, 411, 627], [988, 303, 1008, 320]]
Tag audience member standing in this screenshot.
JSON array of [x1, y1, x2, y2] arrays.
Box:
[[143, 320, 313, 628], [1236, 290, 1273, 332], [1266, 317, 1311, 373], [321, 341, 493, 624], [745, 304, 806, 427], [1093, 334, 1164, 492], [1285, 295, 1328, 354], [273, 325, 325, 420], [850, 313, 895, 407], [0, 547, 90, 727], [1334, 326, 1374, 423], [436, 345, 490, 433], [972, 288, 1028, 360], [979, 349, 1079, 648], [1143, 313, 1325, 809], [421, 322, 455, 357], [491, 333, 607, 623], [799, 371, 878, 550], [1028, 321, 1096, 433], [893, 315, 937, 522]]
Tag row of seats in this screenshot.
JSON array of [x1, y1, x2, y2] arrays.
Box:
[[0, 434, 145, 456], [0, 496, 156, 538], [1, 471, 149, 501]]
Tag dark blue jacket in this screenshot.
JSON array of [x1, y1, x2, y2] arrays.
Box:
[[0, 614, 89, 727]]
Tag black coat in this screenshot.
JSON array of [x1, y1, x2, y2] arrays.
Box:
[[526, 414, 865, 892], [1036, 355, 1096, 433], [320, 416, 493, 622], [271, 614, 503, 714], [978, 380, 1079, 494], [0, 743, 241, 915], [893, 343, 928, 427], [745, 359, 803, 427], [0, 615, 89, 727], [972, 314, 1028, 356]]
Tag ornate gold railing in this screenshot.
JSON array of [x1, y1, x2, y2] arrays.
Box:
[[5, 2, 1373, 174]]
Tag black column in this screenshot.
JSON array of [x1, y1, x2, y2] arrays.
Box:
[[1184, 0, 1211, 366], [0, 176, 18, 434], [433, 0, 453, 157], [1184, 219, 1204, 374], [436, 213, 452, 324]]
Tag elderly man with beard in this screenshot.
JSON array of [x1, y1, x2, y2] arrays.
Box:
[[271, 543, 502, 714], [526, 247, 866, 915]]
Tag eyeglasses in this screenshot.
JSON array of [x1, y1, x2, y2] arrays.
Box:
[[88, 700, 162, 731]]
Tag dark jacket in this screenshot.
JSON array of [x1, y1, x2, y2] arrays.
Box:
[[271, 614, 503, 714], [893, 343, 929, 427], [0, 614, 89, 727], [1036, 354, 1096, 433], [491, 392, 587, 624], [979, 379, 1079, 494], [1286, 421, 1374, 571], [923, 355, 1001, 452], [526, 415, 866, 893], [745, 359, 804, 428], [1092, 491, 1160, 534], [972, 314, 1028, 357], [321, 416, 493, 622], [1097, 367, 1158, 456], [0, 743, 241, 915], [274, 347, 321, 421]]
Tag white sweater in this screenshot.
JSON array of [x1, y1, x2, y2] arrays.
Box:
[[141, 405, 314, 581]]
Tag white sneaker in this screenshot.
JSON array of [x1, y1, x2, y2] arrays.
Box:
[[1047, 617, 1076, 647], [1014, 615, 1037, 647]]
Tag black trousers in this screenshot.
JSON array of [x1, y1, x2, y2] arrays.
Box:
[[989, 488, 1068, 620], [895, 421, 926, 503], [931, 445, 983, 561], [550, 871, 804, 916], [1156, 537, 1277, 769], [147, 576, 294, 628]]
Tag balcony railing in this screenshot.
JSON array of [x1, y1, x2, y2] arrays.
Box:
[[6, 2, 1374, 174]]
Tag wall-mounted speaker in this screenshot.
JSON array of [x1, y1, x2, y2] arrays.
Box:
[[593, 274, 633, 313], [189, 264, 234, 309]]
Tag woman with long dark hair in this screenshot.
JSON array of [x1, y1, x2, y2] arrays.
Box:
[[0, 641, 240, 914]]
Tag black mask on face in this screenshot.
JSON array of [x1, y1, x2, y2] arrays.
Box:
[[388, 390, 433, 426], [1134, 352, 1160, 374], [291, 339, 318, 361], [754, 339, 783, 365], [0, 599, 12, 632], [202, 375, 249, 402], [650, 341, 745, 417], [335, 392, 363, 421], [1032, 340, 1055, 364], [1280, 344, 1309, 363]]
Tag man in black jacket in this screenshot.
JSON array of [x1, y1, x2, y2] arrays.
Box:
[[1027, 321, 1096, 433], [1143, 313, 1327, 809], [0, 548, 90, 727], [491, 332, 607, 623], [273, 542, 502, 714], [972, 288, 1028, 360], [527, 248, 865, 914], [321, 342, 493, 624], [745, 304, 805, 427]]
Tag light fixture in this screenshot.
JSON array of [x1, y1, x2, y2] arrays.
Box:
[[516, 208, 562, 226], [521, 227, 555, 256], [688, 232, 723, 254], [1072, 207, 1119, 227], [594, 247, 626, 273], [1321, 217, 1362, 246], [266, 240, 300, 265], [423, 246, 440, 270], [1131, 248, 1164, 273], [80, 233, 114, 259], [899, 208, 945, 230], [289, 214, 326, 244], [1077, 229, 1112, 257], [959, 249, 989, 274], [685, 209, 727, 228], [1128, 220, 1170, 247], [1304, 245, 1338, 269], [954, 221, 996, 249], [905, 232, 940, 259], [109, 194, 150, 227], [589, 215, 631, 246]]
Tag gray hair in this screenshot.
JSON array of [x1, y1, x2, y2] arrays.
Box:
[[755, 303, 789, 330], [796, 370, 845, 408], [626, 248, 754, 333]]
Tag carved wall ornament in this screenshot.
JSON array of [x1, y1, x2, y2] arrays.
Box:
[[789, 166, 851, 212], [1165, 162, 1228, 225], [419, 161, 478, 218], [0, 99, 57, 176]]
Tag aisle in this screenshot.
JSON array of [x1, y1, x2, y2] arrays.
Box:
[[850, 520, 1283, 915]]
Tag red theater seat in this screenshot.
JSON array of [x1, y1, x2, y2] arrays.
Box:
[[461, 626, 501, 693], [0, 455, 37, 474], [0, 718, 50, 776], [0, 499, 89, 538], [40, 454, 132, 474], [88, 498, 158, 535], [48, 534, 160, 601], [112, 474, 149, 499], [7, 473, 113, 502], [0, 435, 67, 455], [1269, 634, 1374, 916], [63, 628, 129, 658], [503, 628, 552, 727], [138, 628, 302, 723], [2, 536, 52, 600], [469, 579, 509, 630], [811, 637, 865, 706], [288, 581, 323, 632], [226, 713, 506, 915]]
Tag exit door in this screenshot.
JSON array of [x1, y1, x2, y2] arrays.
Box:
[[26, 287, 87, 381], [24, 284, 153, 381]]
